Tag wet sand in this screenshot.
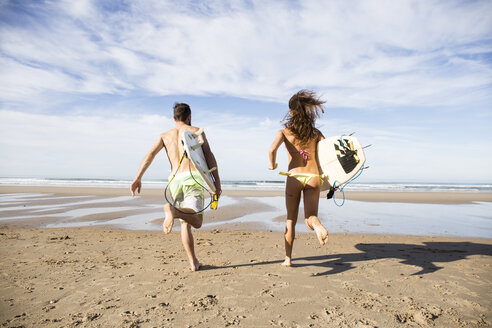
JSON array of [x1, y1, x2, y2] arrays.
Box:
[[3, 185, 492, 204]]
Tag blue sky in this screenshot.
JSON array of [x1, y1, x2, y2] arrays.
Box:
[[0, 0, 491, 182]]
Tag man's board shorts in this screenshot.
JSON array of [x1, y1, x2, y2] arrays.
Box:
[[168, 171, 204, 218]]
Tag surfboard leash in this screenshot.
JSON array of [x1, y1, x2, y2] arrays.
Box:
[[164, 153, 192, 215], [330, 166, 367, 207], [164, 151, 217, 215]]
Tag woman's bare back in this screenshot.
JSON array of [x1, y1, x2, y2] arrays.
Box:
[[282, 128, 322, 174]]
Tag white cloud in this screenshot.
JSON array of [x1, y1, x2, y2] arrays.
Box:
[[0, 109, 282, 180], [59, 0, 96, 19], [1, 108, 491, 182], [1, 0, 491, 108], [0, 110, 163, 176]]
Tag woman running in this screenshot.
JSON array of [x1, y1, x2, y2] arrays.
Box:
[[269, 90, 330, 267]]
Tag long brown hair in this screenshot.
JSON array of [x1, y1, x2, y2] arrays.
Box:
[[284, 90, 325, 145]]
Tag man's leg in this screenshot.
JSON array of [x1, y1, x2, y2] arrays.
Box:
[[164, 174, 203, 233], [163, 204, 203, 234], [180, 221, 201, 271]]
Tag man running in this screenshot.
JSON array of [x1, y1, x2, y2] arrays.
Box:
[[131, 103, 221, 271]]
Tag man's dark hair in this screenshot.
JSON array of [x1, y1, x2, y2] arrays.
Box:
[[173, 103, 191, 122]]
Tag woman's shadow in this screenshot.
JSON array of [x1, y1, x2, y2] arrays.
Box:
[[202, 241, 492, 276], [295, 241, 492, 276]]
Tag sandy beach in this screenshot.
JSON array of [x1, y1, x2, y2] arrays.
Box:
[[1, 186, 491, 327]]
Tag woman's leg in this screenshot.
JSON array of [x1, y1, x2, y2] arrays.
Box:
[[283, 177, 302, 266], [303, 180, 329, 245]]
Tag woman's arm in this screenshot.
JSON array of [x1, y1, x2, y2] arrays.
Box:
[[268, 130, 284, 170]]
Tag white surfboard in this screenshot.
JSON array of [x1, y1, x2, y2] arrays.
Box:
[[181, 129, 216, 192], [317, 135, 366, 191]]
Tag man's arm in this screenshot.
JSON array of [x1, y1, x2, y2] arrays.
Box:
[[268, 130, 284, 170], [130, 136, 165, 196], [200, 132, 221, 196]]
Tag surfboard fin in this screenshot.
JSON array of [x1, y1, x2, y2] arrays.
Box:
[[191, 141, 204, 150], [195, 128, 204, 136], [206, 167, 217, 174], [326, 186, 336, 199]]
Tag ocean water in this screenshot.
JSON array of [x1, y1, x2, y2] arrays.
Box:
[[1, 177, 492, 193]]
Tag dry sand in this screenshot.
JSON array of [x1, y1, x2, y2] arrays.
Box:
[[0, 186, 491, 327], [1, 227, 491, 327]]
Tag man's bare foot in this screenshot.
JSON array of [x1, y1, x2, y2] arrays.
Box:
[[281, 257, 292, 267], [190, 259, 201, 272], [163, 204, 174, 234], [308, 216, 329, 245]]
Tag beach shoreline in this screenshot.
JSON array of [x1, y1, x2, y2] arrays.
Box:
[[1, 185, 492, 237], [2, 185, 492, 204]]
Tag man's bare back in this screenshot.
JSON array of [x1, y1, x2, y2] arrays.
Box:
[[161, 125, 201, 175]]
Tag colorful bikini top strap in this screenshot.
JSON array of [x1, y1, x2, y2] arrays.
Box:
[[298, 149, 309, 163]]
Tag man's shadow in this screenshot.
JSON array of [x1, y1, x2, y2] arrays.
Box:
[[202, 241, 492, 276]]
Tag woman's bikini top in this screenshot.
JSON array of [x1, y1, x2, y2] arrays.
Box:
[[290, 149, 310, 164]]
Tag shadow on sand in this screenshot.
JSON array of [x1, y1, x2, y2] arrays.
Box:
[[201, 241, 492, 276]]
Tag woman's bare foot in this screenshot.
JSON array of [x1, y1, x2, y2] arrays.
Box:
[[162, 204, 174, 234], [281, 257, 292, 267], [308, 216, 329, 245], [305, 218, 314, 231]]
